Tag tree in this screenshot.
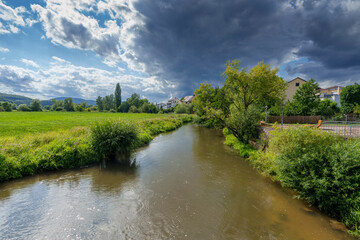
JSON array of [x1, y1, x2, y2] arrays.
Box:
[[223, 60, 286, 111], [126, 93, 140, 108], [289, 78, 320, 115], [18, 104, 31, 111], [96, 96, 103, 112], [0, 102, 12, 112], [194, 60, 286, 143], [340, 83, 360, 113], [63, 98, 75, 111], [103, 94, 115, 111], [51, 99, 63, 111], [115, 83, 122, 111], [30, 99, 42, 111], [119, 102, 130, 113]]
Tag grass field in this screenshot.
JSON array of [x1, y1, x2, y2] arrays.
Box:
[[0, 112, 171, 137], [0, 112, 192, 181]]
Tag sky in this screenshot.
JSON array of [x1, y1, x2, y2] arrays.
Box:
[[0, 0, 360, 102]]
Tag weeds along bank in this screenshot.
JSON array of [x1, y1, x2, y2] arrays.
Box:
[[224, 127, 360, 237], [0, 116, 192, 182]]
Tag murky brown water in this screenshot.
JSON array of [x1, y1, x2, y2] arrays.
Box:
[[0, 125, 355, 240]]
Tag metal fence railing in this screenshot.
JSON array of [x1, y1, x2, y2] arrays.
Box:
[[320, 121, 360, 138]]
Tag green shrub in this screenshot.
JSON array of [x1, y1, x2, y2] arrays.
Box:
[[91, 120, 138, 158], [269, 127, 360, 232]]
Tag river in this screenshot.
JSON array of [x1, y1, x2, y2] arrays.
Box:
[[0, 125, 355, 239]]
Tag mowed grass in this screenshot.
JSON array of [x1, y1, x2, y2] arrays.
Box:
[[0, 112, 171, 137]]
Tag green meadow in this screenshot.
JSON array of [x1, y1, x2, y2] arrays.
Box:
[[0, 112, 171, 137], [0, 112, 192, 181]]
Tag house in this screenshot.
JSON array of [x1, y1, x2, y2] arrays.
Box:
[[155, 102, 167, 110], [285, 77, 307, 101], [167, 98, 180, 108], [319, 86, 343, 107], [182, 95, 195, 104]]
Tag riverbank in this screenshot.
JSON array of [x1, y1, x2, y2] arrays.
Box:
[[0, 114, 192, 182], [223, 126, 360, 237]]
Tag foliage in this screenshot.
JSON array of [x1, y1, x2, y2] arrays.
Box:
[[223, 60, 286, 110], [251, 127, 360, 235], [96, 96, 103, 112], [63, 98, 75, 111], [174, 103, 193, 114], [288, 78, 320, 115], [314, 98, 339, 117], [223, 128, 256, 158], [194, 60, 285, 143], [30, 99, 42, 111], [119, 102, 130, 113], [0, 102, 12, 112], [340, 83, 360, 113], [115, 83, 122, 111], [128, 105, 139, 113], [91, 120, 138, 158], [51, 99, 63, 111], [18, 104, 32, 111]]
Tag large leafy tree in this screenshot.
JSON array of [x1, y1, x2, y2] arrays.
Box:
[[194, 60, 286, 143], [223, 60, 286, 111], [289, 78, 320, 115], [30, 99, 42, 111], [115, 83, 122, 111], [340, 83, 360, 113]]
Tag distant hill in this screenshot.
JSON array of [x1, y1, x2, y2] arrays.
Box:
[[0, 93, 96, 106], [0, 93, 32, 105]]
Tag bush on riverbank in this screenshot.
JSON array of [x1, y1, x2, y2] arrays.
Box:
[[250, 127, 360, 235], [91, 120, 138, 158], [0, 116, 192, 182]]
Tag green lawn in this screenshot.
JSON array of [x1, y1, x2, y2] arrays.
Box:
[[0, 112, 171, 137]]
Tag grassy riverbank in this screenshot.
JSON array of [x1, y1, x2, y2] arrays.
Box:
[[224, 127, 360, 237], [0, 112, 192, 182]]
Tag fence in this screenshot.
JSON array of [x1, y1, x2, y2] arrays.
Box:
[[320, 121, 360, 138], [268, 115, 321, 124]]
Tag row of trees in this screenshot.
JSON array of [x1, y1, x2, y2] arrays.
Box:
[[96, 83, 159, 113]]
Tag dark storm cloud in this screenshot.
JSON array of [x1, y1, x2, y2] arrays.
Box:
[[298, 0, 360, 69], [130, 0, 301, 95], [124, 0, 360, 96]]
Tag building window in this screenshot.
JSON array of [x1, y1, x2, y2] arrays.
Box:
[[296, 83, 300, 87]]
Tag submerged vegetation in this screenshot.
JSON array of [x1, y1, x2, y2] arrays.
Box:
[[0, 113, 192, 182]]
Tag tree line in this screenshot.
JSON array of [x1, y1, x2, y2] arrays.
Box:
[[96, 83, 158, 113]]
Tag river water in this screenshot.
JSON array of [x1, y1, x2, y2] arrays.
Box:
[[0, 125, 355, 240]]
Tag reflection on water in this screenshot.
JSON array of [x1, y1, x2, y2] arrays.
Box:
[[0, 125, 355, 240]]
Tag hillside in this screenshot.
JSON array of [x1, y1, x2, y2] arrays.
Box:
[[0, 93, 32, 105], [0, 93, 95, 106]]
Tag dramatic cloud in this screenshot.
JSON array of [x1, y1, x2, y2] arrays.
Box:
[[0, 58, 170, 100], [2, 0, 360, 101]]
